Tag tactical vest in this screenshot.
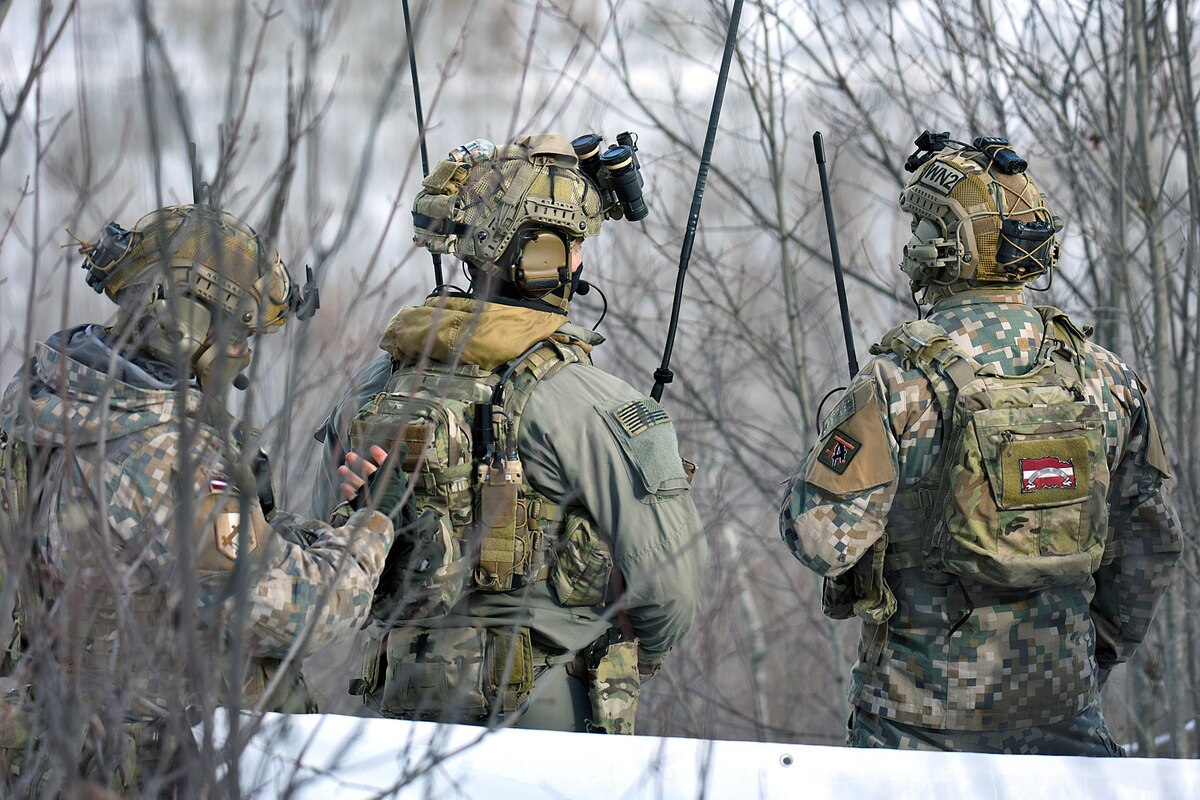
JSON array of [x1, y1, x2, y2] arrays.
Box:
[[348, 337, 614, 623], [347, 337, 617, 719], [824, 307, 1111, 626]]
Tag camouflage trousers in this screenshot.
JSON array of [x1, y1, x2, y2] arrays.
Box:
[[848, 705, 1126, 756]]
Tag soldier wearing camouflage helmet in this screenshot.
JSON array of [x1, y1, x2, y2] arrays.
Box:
[[0, 205, 397, 791], [780, 135, 1181, 754], [312, 133, 707, 733]]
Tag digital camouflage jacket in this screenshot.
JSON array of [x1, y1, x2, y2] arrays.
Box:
[[314, 296, 708, 676], [781, 288, 1181, 730], [0, 325, 395, 716]]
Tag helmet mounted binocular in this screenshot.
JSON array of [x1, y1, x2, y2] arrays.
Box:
[[570, 131, 649, 222], [904, 130, 1028, 176]]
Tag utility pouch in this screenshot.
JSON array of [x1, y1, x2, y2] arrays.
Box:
[[933, 389, 1109, 589], [359, 625, 534, 719], [254, 657, 317, 714], [365, 626, 489, 719], [485, 626, 534, 713], [586, 639, 640, 735], [474, 459, 526, 593], [548, 512, 613, 607]]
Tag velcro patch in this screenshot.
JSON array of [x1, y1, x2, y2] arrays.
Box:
[[215, 512, 256, 560], [999, 435, 1090, 507], [918, 161, 967, 195], [611, 398, 670, 438], [1019, 455, 1076, 493], [817, 429, 861, 474]]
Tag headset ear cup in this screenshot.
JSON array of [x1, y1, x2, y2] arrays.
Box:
[[141, 295, 212, 370], [512, 231, 570, 296]]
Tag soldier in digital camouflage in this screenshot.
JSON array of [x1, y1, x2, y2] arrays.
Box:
[[780, 136, 1182, 755], [0, 205, 397, 792], [313, 133, 707, 733]]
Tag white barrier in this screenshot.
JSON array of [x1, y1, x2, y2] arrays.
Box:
[[208, 710, 1199, 800]]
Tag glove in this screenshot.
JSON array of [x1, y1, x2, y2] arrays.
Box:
[[354, 444, 414, 530]]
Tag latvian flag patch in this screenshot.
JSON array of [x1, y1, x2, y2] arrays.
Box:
[[209, 473, 237, 495], [1020, 456, 1076, 493]]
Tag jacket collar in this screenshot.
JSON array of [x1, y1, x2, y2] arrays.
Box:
[[379, 296, 603, 371]]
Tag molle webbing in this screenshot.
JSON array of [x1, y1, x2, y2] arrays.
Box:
[[503, 338, 587, 427], [475, 339, 588, 590]]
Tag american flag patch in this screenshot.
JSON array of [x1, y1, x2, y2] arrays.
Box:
[[612, 398, 670, 437]]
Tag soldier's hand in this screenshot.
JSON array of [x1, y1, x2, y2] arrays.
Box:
[[338, 445, 388, 502], [345, 445, 413, 532]]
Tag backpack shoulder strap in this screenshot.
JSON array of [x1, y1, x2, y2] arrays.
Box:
[[871, 319, 979, 402], [1034, 305, 1090, 396], [0, 427, 29, 525], [870, 319, 979, 543], [0, 427, 32, 671], [502, 336, 592, 433]]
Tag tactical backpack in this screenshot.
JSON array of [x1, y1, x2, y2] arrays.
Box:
[[345, 337, 618, 718], [877, 307, 1110, 590], [348, 337, 614, 621]]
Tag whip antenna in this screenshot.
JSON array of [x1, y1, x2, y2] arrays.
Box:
[[402, 0, 444, 291], [650, 0, 744, 402], [813, 131, 859, 379]]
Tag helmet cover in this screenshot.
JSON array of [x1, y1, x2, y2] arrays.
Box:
[[412, 134, 604, 272], [898, 147, 1060, 287], [83, 204, 295, 336]]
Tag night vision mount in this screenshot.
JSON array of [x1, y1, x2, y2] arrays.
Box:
[[903, 130, 954, 173], [904, 130, 1029, 175]]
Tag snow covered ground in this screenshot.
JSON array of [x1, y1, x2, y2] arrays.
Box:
[[208, 710, 1199, 799]]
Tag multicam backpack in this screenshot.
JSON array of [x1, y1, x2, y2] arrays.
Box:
[[347, 338, 614, 623], [878, 306, 1110, 590]]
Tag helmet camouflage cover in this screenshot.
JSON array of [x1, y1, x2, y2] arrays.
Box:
[[78, 204, 302, 388], [412, 133, 604, 271], [83, 204, 296, 336], [898, 146, 1060, 287]]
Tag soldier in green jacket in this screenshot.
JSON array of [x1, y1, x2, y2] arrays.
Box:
[[314, 133, 707, 734], [780, 136, 1181, 754], [0, 205, 396, 792]]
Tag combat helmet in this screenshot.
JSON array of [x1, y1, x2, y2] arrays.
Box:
[[898, 133, 1061, 297], [412, 133, 605, 310], [79, 204, 317, 389]]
